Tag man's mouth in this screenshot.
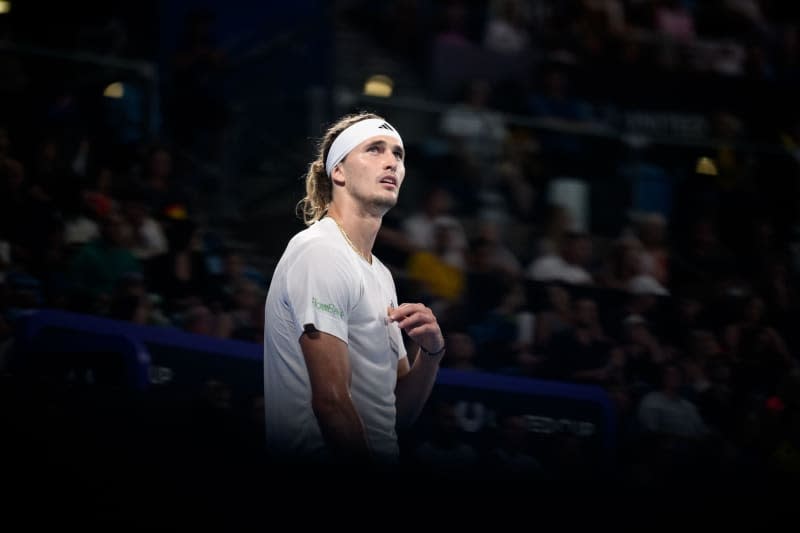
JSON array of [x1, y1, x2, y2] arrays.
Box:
[[380, 175, 398, 187]]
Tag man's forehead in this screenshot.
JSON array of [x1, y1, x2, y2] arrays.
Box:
[[358, 135, 403, 148]]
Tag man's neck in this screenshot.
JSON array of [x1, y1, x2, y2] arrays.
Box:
[[327, 205, 383, 257]]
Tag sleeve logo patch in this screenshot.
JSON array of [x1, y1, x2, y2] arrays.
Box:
[[312, 297, 345, 320]]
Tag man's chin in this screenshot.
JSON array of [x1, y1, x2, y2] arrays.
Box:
[[372, 195, 398, 212]]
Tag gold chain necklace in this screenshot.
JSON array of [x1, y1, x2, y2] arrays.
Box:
[[330, 216, 372, 264]]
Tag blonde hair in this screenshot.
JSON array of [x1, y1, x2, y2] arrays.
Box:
[[297, 111, 383, 226]]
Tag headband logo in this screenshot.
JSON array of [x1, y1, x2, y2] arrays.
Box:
[[378, 122, 396, 132]]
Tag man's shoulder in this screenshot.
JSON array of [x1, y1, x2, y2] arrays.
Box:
[[287, 219, 338, 249], [281, 220, 352, 268]]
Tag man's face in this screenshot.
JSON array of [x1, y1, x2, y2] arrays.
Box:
[[334, 135, 405, 215]]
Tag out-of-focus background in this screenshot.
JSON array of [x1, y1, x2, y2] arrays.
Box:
[[2, 0, 800, 517]]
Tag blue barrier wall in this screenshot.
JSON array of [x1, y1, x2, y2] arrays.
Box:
[[13, 309, 617, 471]]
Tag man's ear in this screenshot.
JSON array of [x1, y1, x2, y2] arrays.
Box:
[[331, 164, 345, 186]]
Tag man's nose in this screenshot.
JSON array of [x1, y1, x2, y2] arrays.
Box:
[[383, 154, 398, 170]]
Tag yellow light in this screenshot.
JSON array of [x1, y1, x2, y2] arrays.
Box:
[[103, 82, 124, 99], [363, 75, 393, 98], [695, 156, 718, 176], [0, 2, 11, 15]]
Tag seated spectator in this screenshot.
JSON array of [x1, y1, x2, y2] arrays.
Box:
[[539, 296, 623, 385], [619, 314, 669, 399], [526, 231, 594, 286], [633, 361, 716, 484], [468, 279, 529, 370], [0, 155, 48, 267], [222, 278, 265, 343], [403, 186, 468, 269], [723, 294, 797, 396], [67, 208, 141, 315], [534, 203, 574, 258], [671, 216, 737, 291], [526, 63, 597, 168], [533, 283, 574, 350], [472, 219, 523, 280], [406, 218, 466, 316], [181, 302, 229, 338], [135, 145, 193, 221], [484, 411, 543, 480], [441, 331, 480, 371], [119, 186, 168, 262], [440, 78, 509, 172], [146, 217, 212, 321], [597, 234, 641, 290], [413, 400, 480, 477], [108, 271, 169, 326], [483, 0, 532, 55], [636, 362, 710, 440], [654, 0, 697, 43], [635, 211, 671, 287]]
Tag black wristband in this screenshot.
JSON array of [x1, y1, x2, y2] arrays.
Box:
[[421, 343, 446, 357]]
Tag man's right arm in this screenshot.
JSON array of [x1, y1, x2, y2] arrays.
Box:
[[300, 326, 371, 463]]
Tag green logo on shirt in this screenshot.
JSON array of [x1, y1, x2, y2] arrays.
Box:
[[312, 297, 345, 320]]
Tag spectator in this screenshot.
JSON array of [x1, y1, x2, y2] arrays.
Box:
[[406, 218, 467, 307], [412, 400, 480, 477], [119, 186, 168, 262], [67, 208, 141, 315], [146, 217, 212, 321], [527, 231, 594, 286], [483, 0, 532, 55], [402, 186, 468, 269], [484, 411, 543, 479], [636, 362, 710, 439]]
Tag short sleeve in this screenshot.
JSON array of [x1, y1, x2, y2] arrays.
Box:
[[284, 243, 358, 344]]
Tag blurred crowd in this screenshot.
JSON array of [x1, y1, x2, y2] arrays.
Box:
[[351, 0, 800, 483]]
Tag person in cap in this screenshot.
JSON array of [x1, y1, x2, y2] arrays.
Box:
[[263, 112, 445, 473]]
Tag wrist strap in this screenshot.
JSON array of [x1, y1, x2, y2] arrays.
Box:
[[421, 343, 446, 357]]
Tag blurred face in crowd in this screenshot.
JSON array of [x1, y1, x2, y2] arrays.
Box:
[[743, 295, 765, 324], [547, 285, 570, 313], [566, 234, 592, 266], [123, 201, 147, 227], [574, 298, 598, 328], [102, 211, 131, 247], [224, 252, 244, 278], [149, 148, 173, 180]]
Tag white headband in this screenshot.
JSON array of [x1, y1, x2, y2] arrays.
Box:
[[325, 118, 403, 176]]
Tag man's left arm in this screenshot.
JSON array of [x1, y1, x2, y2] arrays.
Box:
[[390, 303, 445, 429]]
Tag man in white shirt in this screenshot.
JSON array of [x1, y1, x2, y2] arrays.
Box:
[[263, 113, 445, 472]]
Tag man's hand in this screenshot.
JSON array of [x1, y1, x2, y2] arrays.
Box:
[[391, 303, 446, 428], [388, 302, 444, 355]]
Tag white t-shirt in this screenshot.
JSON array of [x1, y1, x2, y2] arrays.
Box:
[[263, 217, 407, 464]]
